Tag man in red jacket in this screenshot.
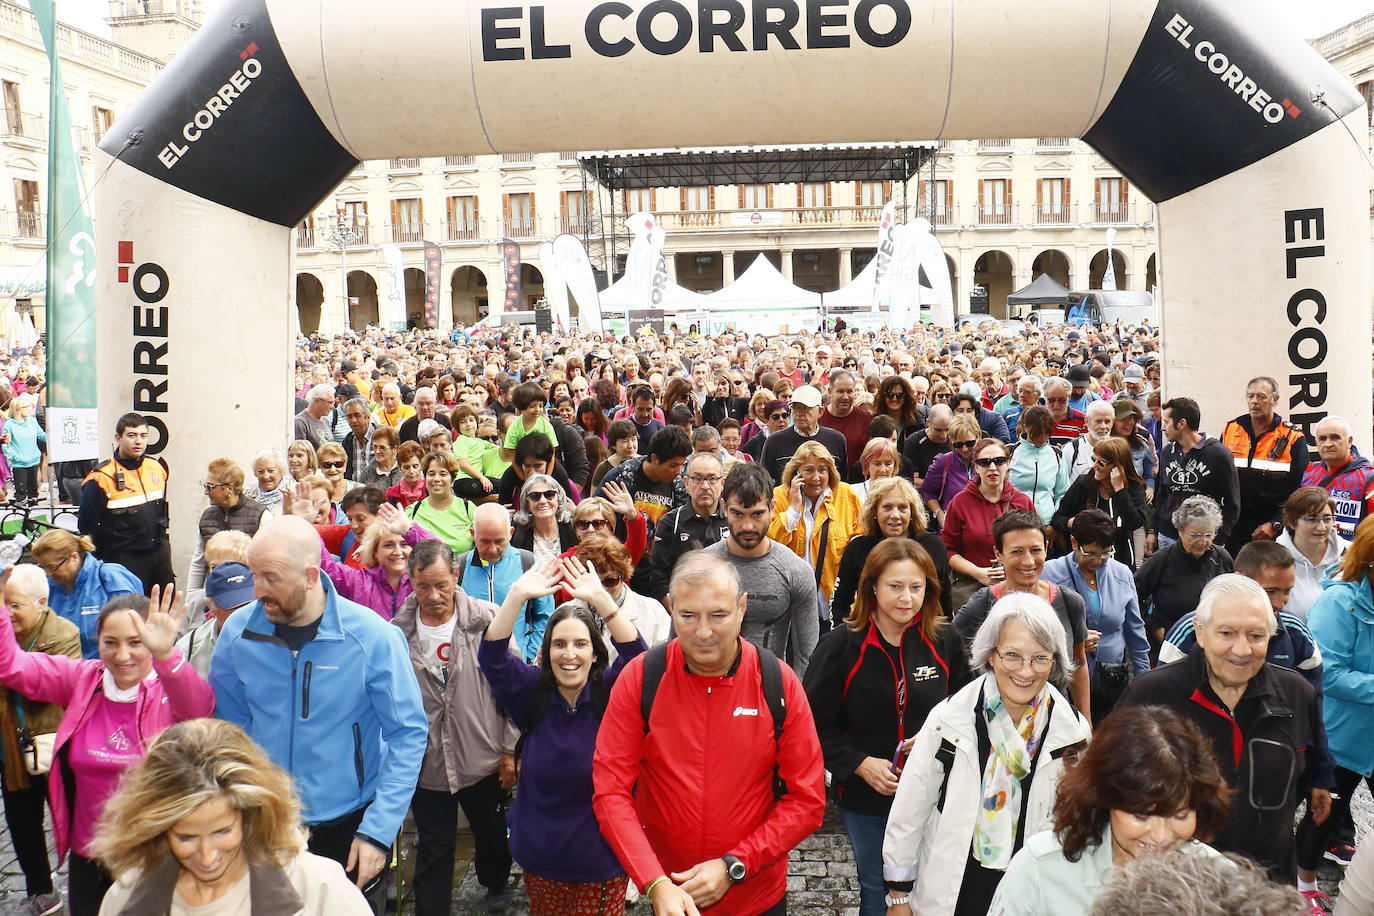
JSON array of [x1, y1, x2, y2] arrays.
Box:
[[593, 551, 826, 915]]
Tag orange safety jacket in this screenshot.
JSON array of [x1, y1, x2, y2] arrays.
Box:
[[82, 456, 169, 554]]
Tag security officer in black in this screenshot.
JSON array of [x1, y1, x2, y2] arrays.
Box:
[[77, 412, 174, 594], [636, 451, 728, 601]]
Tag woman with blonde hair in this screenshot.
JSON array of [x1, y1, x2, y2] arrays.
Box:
[[285, 440, 318, 483], [95, 718, 370, 915], [805, 538, 970, 915], [852, 437, 900, 503], [832, 477, 954, 622], [315, 442, 355, 506], [31, 529, 143, 659], [739, 388, 776, 447], [768, 440, 864, 627]]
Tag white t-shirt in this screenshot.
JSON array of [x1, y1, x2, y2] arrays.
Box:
[[416, 616, 456, 682]]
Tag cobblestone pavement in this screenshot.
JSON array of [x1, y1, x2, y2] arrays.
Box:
[[0, 793, 1364, 914]]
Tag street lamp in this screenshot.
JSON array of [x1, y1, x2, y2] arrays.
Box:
[[323, 217, 364, 335]]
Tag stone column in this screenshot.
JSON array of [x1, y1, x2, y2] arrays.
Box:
[[838, 247, 853, 285], [721, 251, 735, 285], [781, 248, 794, 282]]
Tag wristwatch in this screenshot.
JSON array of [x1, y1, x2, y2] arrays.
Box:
[[722, 854, 746, 882], [885, 892, 912, 907]]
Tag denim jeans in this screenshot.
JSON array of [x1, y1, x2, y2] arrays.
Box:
[[840, 805, 890, 916]]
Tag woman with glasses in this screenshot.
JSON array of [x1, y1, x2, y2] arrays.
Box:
[[357, 426, 401, 491], [1051, 438, 1147, 568], [742, 399, 792, 464], [1278, 486, 1348, 621], [882, 593, 1091, 916], [554, 489, 648, 586], [1134, 495, 1233, 654], [186, 458, 270, 592], [30, 530, 145, 660], [512, 472, 577, 561], [1043, 510, 1149, 723], [551, 535, 669, 659], [703, 371, 750, 429], [406, 451, 476, 555], [874, 376, 922, 448], [920, 415, 984, 526], [314, 442, 355, 512], [739, 389, 776, 448]]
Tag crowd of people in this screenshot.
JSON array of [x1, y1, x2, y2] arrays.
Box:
[[0, 315, 1369, 916]]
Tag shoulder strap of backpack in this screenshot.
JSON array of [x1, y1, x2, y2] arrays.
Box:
[[754, 644, 787, 745], [640, 641, 670, 734], [934, 738, 957, 813]]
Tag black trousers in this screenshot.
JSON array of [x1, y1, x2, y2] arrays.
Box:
[[10, 465, 38, 502], [103, 542, 175, 596], [1296, 765, 1373, 871], [411, 776, 511, 916], [67, 853, 112, 916], [2, 774, 52, 896], [307, 804, 388, 915]]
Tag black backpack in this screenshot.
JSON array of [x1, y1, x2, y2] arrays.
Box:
[[639, 640, 790, 799]]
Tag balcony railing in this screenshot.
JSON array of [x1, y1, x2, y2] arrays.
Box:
[[501, 152, 535, 164], [389, 223, 424, 243], [1, 109, 44, 143], [0, 1, 164, 83], [557, 151, 578, 162], [443, 219, 483, 241], [978, 138, 1014, 152], [1312, 13, 1374, 55], [388, 158, 421, 171], [1035, 202, 1074, 225], [314, 225, 370, 247], [555, 216, 586, 236], [1036, 137, 1073, 150], [655, 206, 912, 231], [0, 209, 43, 239], [1093, 202, 1135, 223], [444, 155, 475, 168], [977, 203, 1016, 226], [501, 217, 538, 237], [296, 226, 316, 247], [927, 206, 958, 227]]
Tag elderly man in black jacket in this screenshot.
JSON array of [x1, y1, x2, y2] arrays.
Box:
[[1118, 573, 1334, 882]]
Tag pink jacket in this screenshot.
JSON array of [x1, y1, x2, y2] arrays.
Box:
[[317, 522, 435, 621], [0, 608, 215, 862]]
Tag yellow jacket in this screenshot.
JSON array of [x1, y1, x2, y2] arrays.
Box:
[[768, 482, 864, 599]]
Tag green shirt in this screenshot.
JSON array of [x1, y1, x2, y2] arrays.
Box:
[[480, 444, 512, 479], [408, 497, 475, 554], [453, 434, 493, 480], [504, 414, 557, 453]]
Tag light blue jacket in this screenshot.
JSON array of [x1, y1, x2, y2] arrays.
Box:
[[1009, 441, 1068, 524], [1043, 554, 1149, 673], [1, 414, 44, 469], [456, 547, 552, 662], [47, 554, 144, 658], [209, 576, 428, 848], [1308, 574, 1374, 776]]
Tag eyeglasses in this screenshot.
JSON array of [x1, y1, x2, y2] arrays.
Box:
[[35, 555, 71, 575], [995, 650, 1054, 672], [320, 460, 345, 469], [952, 439, 978, 449], [974, 456, 1010, 469], [574, 519, 609, 532], [1181, 530, 1216, 542], [1299, 515, 1336, 526], [1077, 546, 1115, 561], [202, 481, 233, 492], [933, 392, 952, 401], [600, 576, 622, 589], [527, 489, 559, 503], [769, 412, 788, 420], [1092, 457, 1109, 468]]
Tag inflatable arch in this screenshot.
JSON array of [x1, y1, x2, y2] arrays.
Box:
[[96, 0, 1368, 565]]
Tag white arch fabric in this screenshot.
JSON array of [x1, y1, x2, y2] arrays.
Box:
[[94, 0, 1370, 573]]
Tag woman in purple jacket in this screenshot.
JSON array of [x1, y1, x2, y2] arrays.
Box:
[[314, 502, 435, 620], [0, 584, 214, 916], [477, 555, 646, 915]]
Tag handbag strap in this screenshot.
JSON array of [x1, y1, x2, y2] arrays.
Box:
[[813, 517, 831, 587]]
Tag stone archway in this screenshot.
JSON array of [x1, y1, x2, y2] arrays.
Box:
[[346, 270, 379, 328], [520, 263, 545, 309], [404, 267, 426, 328], [973, 250, 1014, 318], [451, 265, 488, 326], [1089, 249, 1129, 290], [1031, 249, 1072, 289], [1146, 254, 1158, 295], [295, 272, 324, 334]]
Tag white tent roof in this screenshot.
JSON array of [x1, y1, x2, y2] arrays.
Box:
[[824, 255, 879, 310], [700, 255, 819, 312], [597, 273, 709, 311]]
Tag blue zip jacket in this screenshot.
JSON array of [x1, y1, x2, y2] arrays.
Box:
[[1307, 574, 1374, 776], [48, 555, 144, 658], [1, 414, 44, 468], [209, 576, 428, 848], [1043, 554, 1150, 674], [457, 548, 552, 662]]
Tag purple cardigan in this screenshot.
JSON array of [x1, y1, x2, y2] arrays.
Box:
[[318, 523, 435, 621], [919, 450, 974, 509], [477, 634, 645, 882]]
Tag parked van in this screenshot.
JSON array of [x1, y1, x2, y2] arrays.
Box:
[[1065, 290, 1157, 326]]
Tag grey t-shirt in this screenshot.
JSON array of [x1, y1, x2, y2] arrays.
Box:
[[294, 410, 333, 448], [704, 538, 819, 676]]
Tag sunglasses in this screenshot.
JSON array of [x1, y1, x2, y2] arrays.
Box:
[[320, 460, 345, 469], [574, 519, 609, 532], [975, 456, 1010, 469], [769, 412, 789, 420], [933, 392, 952, 400], [527, 489, 559, 503], [885, 391, 906, 399], [952, 439, 978, 449]]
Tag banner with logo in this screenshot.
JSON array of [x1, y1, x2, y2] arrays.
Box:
[[499, 238, 521, 318], [553, 233, 601, 333], [422, 240, 441, 328], [623, 212, 667, 310], [32, 0, 99, 462], [870, 201, 897, 312], [1102, 227, 1118, 291], [381, 243, 406, 330], [538, 241, 570, 332]]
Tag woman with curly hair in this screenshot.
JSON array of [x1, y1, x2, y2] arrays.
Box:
[[94, 718, 370, 915], [988, 704, 1232, 916], [874, 376, 922, 447]]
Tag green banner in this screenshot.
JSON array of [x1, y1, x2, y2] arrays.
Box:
[[32, 0, 100, 461]]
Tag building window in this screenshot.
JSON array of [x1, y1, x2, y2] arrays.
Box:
[[447, 195, 479, 240], [681, 186, 714, 210], [297, 214, 315, 247], [919, 179, 952, 223], [2, 81, 21, 135], [91, 105, 115, 142], [855, 180, 890, 207], [561, 190, 589, 235], [504, 193, 536, 236], [13, 178, 39, 237], [738, 184, 772, 209], [390, 198, 422, 243], [623, 188, 654, 213], [798, 182, 831, 208], [1096, 177, 1127, 221], [1037, 177, 1070, 224], [1361, 81, 1374, 126], [978, 178, 1012, 225]]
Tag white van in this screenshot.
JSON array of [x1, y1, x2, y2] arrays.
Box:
[[1065, 291, 1157, 327]]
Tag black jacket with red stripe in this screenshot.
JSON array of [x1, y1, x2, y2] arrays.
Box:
[[1119, 647, 1334, 879], [802, 619, 970, 815]]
